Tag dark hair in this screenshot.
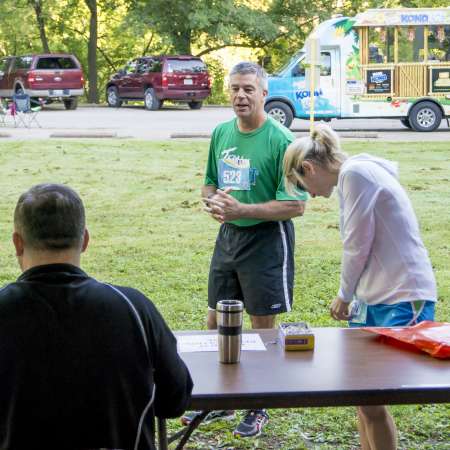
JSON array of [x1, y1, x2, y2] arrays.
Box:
[[14, 184, 86, 251]]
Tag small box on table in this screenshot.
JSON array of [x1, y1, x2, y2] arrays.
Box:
[[278, 322, 315, 351]]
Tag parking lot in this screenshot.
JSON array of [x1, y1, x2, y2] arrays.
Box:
[[1, 103, 450, 141]]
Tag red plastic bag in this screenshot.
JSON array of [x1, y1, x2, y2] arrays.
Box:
[[364, 321, 450, 359]]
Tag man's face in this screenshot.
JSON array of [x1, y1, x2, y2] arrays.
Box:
[[229, 73, 267, 120]]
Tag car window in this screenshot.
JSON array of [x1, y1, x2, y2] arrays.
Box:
[[136, 60, 148, 74], [147, 59, 162, 73], [16, 56, 33, 69], [125, 60, 137, 74], [36, 57, 77, 70], [320, 52, 331, 77], [292, 61, 305, 77], [166, 59, 207, 73], [0, 58, 10, 73]]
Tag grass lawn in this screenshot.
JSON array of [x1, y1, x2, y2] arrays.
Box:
[[0, 139, 448, 449]]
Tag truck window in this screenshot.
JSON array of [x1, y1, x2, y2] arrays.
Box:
[[291, 62, 305, 77], [125, 60, 137, 74], [398, 26, 425, 62], [428, 25, 450, 61], [16, 56, 33, 69], [36, 57, 78, 70], [320, 52, 331, 76], [136, 60, 148, 74], [166, 59, 207, 73], [0, 58, 10, 73], [147, 59, 162, 73]]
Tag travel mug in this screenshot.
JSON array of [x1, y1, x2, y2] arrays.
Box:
[[216, 299, 243, 364]]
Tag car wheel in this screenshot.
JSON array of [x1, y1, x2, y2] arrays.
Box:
[[400, 118, 412, 129], [144, 88, 161, 111], [265, 101, 294, 128], [409, 101, 442, 132], [188, 101, 202, 110], [63, 97, 78, 110], [106, 86, 122, 108]]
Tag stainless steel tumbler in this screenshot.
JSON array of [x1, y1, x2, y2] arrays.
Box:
[[216, 299, 244, 364]]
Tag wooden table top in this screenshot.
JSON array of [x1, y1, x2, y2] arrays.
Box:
[[176, 328, 450, 410]]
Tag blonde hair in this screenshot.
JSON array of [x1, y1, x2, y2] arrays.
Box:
[[283, 124, 347, 194]]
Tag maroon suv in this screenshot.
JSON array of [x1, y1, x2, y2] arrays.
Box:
[[0, 53, 84, 109], [106, 55, 211, 110]]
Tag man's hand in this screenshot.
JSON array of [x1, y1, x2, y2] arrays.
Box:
[[202, 188, 235, 223], [330, 296, 351, 321]]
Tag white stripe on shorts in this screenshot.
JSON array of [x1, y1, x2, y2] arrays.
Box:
[[278, 221, 291, 312]]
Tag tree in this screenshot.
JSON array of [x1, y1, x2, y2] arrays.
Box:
[[28, 0, 51, 53], [84, 0, 99, 103], [128, 0, 279, 56]]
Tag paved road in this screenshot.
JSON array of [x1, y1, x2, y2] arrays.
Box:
[[1, 104, 449, 141]]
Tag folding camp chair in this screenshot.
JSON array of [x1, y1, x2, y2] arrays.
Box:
[[12, 93, 42, 128], [0, 97, 13, 126]]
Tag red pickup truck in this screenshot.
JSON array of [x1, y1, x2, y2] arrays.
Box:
[[0, 53, 84, 110]]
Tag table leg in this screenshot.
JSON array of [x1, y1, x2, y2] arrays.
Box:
[[173, 411, 209, 450], [157, 417, 168, 450]]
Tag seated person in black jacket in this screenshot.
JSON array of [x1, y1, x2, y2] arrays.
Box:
[[0, 183, 193, 450]]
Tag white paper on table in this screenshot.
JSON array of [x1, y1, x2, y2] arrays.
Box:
[[177, 333, 266, 353]]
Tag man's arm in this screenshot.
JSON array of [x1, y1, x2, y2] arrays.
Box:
[[142, 301, 193, 418], [204, 188, 305, 223]]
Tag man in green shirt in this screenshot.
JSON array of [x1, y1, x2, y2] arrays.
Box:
[[182, 62, 307, 437]]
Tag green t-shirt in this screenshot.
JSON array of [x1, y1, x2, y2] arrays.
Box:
[[204, 116, 308, 227]]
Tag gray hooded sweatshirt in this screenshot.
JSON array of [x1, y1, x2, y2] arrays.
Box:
[[336, 154, 437, 305]]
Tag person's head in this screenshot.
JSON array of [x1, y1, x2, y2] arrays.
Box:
[[228, 62, 268, 125], [13, 183, 89, 270], [283, 124, 347, 198]]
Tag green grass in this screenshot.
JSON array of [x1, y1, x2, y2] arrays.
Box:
[[0, 139, 448, 449]]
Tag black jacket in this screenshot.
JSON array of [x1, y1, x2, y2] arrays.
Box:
[[0, 264, 193, 450]]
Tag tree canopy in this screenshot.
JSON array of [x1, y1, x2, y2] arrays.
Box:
[[0, 0, 447, 103]]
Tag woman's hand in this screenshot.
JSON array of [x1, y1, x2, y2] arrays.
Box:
[[330, 297, 351, 321]]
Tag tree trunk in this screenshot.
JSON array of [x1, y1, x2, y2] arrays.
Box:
[[30, 0, 50, 53], [173, 28, 192, 55], [84, 0, 99, 103]]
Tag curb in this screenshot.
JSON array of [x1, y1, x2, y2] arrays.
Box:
[[171, 131, 379, 139], [50, 131, 117, 138], [171, 132, 211, 139]]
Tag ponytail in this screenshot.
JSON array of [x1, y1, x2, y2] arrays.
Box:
[[284, 124, 347, 194]]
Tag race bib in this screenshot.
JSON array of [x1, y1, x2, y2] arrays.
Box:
[[218, 159, 250, 191], [349, 300, 368, 324]]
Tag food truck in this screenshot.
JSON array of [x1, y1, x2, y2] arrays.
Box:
[[265, 8, 450, 131]]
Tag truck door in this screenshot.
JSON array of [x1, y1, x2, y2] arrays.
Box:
[[119, 60, 138, 97], [290, 48, 341, 118], [126, 58, 147, 98]]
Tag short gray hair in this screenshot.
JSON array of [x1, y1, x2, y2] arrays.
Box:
[[229, 62, 268, 91]]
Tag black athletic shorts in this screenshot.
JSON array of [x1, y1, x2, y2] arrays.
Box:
[[208, 220, 295, 316]]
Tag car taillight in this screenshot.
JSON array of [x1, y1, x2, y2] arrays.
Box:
[[81, 74, 84, 85], [27, 71, 36, 84], [207, 75, 212, 88], [162, 74, 168, 88]]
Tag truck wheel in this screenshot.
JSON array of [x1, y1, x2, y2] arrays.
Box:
[[144, 88, 161, 111], [106, 86, 122, 107], [188, 101, 202, 110], [409, 101, 442, 132], [265, 101, 294, 128], [400, 118, 412, 129], [63, 97, 78, 110]]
